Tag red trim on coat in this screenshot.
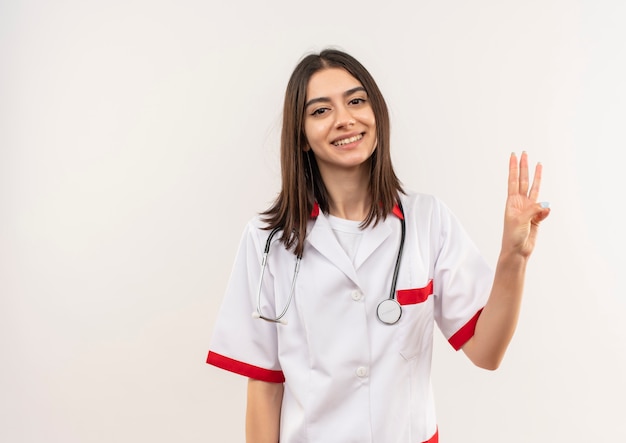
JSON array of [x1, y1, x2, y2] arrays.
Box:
[[206, 351, 285, 383], [392, 203, 404, 220], [448, 309, 484, 351], [396, 280, 434, 305], [310, 202, 320, 218], [375, 201, 403, 219], [317, 201, 402, 219], [423, 428, 438, 443]]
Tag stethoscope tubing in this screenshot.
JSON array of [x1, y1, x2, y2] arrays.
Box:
[[253, 227, 302, 324], [254, 202, 405, 325], [389, 202, 406, 300]]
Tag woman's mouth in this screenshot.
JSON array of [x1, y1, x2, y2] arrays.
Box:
[[333, 133, 363, 147]]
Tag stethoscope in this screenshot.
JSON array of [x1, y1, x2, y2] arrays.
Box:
[[252, 202, 406, 325]]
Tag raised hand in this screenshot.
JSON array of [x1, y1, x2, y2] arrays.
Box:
[[502, 152, 551, 258]]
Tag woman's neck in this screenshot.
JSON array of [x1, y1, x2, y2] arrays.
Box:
[[320, 164, 372, 221]]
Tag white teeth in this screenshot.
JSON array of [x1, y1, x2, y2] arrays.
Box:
[[333, 134, 363, 146]]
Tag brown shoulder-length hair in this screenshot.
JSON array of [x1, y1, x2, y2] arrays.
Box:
[[261, 48, 404, 257]]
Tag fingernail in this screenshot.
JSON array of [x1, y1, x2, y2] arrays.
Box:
[[540, 202, 550, 208]]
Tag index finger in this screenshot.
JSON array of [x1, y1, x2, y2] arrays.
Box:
[[528, 162, 543, 202], [508, 152, 519, 196]]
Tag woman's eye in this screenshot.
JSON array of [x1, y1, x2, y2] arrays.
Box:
[[311, 108, 329, 116], [349, 97, 366, 105]]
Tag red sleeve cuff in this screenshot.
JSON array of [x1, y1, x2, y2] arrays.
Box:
[[448, 308, 483, 351], [206, 351, 285, 383]]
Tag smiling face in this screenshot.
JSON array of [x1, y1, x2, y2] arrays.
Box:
[[303, 68, 377, 179]]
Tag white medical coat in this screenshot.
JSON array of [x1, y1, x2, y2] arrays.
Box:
[[207, 191, 493, 443]]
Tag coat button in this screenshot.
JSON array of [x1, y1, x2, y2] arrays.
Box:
[[356, 366, 369, 378], [351, 290, 364, 301]]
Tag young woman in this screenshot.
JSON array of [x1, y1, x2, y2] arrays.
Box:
[[207, 49, 550, 443]]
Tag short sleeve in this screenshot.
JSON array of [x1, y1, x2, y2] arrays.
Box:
[[206, 220, 285, 383], [431, 199, 494, 350]]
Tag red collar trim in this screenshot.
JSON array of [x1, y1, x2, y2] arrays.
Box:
[[311, 202, 403, 219], [310, 202, 320, 218], [392, 203, 404, 220]]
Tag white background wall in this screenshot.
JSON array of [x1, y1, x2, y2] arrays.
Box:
[[2, 0, 625, 442]]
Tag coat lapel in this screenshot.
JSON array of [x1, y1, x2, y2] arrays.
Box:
[[306, 206, 400, 284], [353, 216, 393, 270], [306, 212, 360, 286]]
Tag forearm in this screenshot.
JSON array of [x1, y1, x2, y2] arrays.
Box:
[[462, 152, 549, 370], [246, 379, 284, 443], [463, 250, 528, 370]]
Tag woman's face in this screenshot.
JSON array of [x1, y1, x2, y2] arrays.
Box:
[[303, 68, 376, 178]]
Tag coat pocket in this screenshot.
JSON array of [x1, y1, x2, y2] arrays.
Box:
[[396, 280, 434, 361], [397, 280, 434, 306]]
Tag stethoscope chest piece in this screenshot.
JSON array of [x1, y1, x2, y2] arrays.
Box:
[[377, 298, 402, 325]]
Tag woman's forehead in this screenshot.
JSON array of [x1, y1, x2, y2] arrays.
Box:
[[306, 68, 364, 100]]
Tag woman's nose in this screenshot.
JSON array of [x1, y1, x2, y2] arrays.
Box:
[[334, 106, 355, 128]]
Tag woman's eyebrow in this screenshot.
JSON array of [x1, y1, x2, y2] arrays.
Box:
[[305, 86, 367, 109]]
